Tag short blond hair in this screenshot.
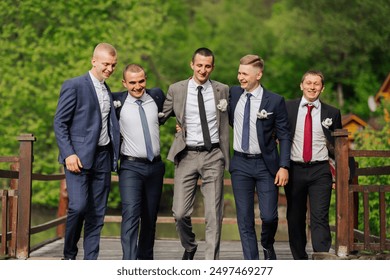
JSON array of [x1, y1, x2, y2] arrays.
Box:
[[240, 54, 264, 70]]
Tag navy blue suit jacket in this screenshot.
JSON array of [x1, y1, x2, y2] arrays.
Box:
[[229, 86, 291, 176], [54, 73, 120, 171]]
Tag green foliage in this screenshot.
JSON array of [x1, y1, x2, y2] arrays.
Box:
[[1, 0, 389, 208]]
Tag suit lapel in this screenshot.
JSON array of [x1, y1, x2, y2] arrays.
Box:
[[320, 101, 332, 142], [211, 80, 222, 126]]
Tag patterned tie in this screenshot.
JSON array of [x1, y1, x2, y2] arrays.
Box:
[[197, 86, 212, 151], [135, 100, 154, 161], [241, 93, 252, 152], [303, 104, 314, 162]]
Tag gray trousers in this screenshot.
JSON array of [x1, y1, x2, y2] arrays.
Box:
[[172, 148, 225, 259]]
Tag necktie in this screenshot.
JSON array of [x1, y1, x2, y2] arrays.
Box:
[[303, 104, 314, 162], [241, 93, 252, 152], [135, 100, 154, 161], [197, 86, 212, 151]]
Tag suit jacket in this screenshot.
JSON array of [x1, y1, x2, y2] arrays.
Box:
[[286, 98, 342, 159], [160, 79, 230, 169], [112, 88, 166, 120], [229, 86, 291, 176], [54, 72, 120, 171]]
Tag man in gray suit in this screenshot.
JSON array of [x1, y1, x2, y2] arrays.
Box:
[[160, 47, 230, 260]]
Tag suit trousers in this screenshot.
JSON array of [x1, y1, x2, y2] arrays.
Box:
[[119, 159, 165, 260], [172, 148, 225, 260], [285, 161, 332, 260], [63, 149, 112, 260], [230, 154, 279, 260]]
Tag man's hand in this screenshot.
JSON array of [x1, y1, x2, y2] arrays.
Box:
[[274, 167, 289, 187], [65, 154, 83, 173]]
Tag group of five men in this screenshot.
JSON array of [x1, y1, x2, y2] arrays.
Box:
[[53, 43, 341, 260]]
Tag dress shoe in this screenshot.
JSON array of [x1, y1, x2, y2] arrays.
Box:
[[263, 247, 277, 260], [182, 246, 197, 260]]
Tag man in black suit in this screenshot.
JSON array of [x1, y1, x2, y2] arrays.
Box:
[[285, 70, 342, 260], [54, 43, 120, 260], [229, 54, 291, 260], [113, 64, 165, 260]]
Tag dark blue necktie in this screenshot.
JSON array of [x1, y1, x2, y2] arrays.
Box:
[[241, 93, 252, 152], [197, 86, 212, 151], [135, 100, 154, 161]]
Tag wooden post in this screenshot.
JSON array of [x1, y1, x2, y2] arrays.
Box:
[[15, 134, 36, 259], [333, 129, 350, 256], [9, 162, 19, 257]]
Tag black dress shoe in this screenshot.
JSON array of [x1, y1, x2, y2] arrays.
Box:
[[263, 247, 277, 260], [182, 246, 197, 260]]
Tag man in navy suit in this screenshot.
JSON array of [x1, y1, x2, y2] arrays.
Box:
[[112, 64, 165, 260], [285, 70, 342, 259], [54, 43, 120, 260], [229, 54, 291, 260]]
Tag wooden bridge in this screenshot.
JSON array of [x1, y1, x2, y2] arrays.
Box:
[[1, 130, 390, 260]]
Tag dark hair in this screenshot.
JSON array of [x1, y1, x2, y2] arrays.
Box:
[[301, 70, 325, 85], [122, 63, 145, 80], [192, 47, 214, 65]]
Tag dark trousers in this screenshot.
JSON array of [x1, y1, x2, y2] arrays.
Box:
[[63, 149, 111, 260], [285, 161, 332, 260], [230, 154, 278, 260], [119, 159, 165, 260]]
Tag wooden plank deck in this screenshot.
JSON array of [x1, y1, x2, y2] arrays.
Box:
[[29, 238, 315, 260]]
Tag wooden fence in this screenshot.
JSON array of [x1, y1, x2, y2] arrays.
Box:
[[1, 130, 389, 259]]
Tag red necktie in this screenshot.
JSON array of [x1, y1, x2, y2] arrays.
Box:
[[303, 104, 314, 162]]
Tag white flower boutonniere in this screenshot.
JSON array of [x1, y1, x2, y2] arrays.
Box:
[[113, 100, 122, 108], [158, 112, 165, 118], [322, 118, 333, 129], [257, 109, 273, 119], [217, 99, 227, 112]]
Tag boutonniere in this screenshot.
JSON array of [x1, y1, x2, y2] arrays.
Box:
[[257, 109, 273, 119], [322, 118, 333, 129], [216, 99, 227, 112], [113, 100, 122, 108], [158, 112, 165, 118]]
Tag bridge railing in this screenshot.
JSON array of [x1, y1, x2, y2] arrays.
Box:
[[334, 129, 390, 257], [2, 131, 389, 259]]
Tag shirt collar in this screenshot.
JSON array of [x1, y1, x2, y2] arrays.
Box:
[[300, 97, 319, 109]]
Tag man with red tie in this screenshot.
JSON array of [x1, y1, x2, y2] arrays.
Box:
[[285, 70, 342, 260]]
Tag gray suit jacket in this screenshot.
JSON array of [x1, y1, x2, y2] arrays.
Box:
[[160, 79, 230, 169]]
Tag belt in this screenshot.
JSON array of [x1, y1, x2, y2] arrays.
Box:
[[234, 151, 262, 159], [122, 155, 161, 163], [96, 143, 111, 152], [292, 160, 328, 167], [186, 143, 220, 152]]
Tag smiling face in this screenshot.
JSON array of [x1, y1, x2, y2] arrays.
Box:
[[237, 64, 263, 92], [190, 54, 214, 85], [90, 49, 117, 81], [122, 70, 147, 99], [300, 73, 325, 102]]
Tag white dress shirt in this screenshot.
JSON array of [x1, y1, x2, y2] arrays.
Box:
[[291, 97, 328, 162], [185, 79, 219, 146], [90, 72, 110, 146], [233, 85, 263, 154], [119, 93, 160, 158]]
